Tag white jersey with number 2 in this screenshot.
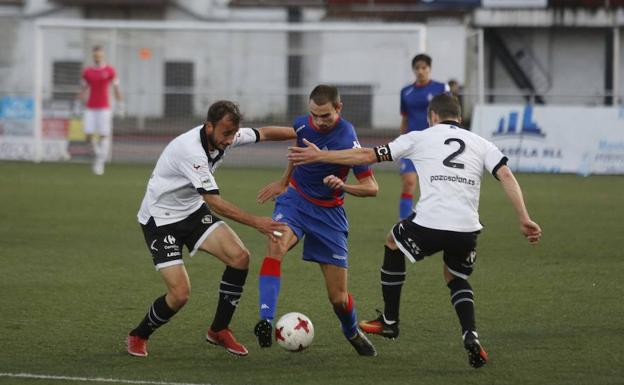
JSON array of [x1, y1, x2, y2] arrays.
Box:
[[386, 122, 507, 232]]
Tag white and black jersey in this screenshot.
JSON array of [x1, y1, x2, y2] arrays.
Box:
[[375, 121, 507, 232], [138, 125, 260, 227]]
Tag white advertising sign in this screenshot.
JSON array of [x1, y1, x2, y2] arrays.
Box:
[[471, 104, 624, 175], [0, 136, 70, 161]]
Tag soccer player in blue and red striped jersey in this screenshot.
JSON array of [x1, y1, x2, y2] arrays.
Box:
[[254, 85, 379, 356], [398, 54, 449, 219]]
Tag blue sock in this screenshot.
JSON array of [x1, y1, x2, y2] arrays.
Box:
[[399, 193, 413, 220], [334, 293, 358, 339], [258, 257, 281, 322]]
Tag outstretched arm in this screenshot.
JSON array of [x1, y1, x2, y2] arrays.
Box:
[[257, 162, 295, 203], [288, 139, 378, 166], [257, 126, 297, 141], [495, 165, 542, 244], [203, 193, 287, 242]]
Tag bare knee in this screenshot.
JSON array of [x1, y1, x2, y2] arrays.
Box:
[[267, 232, 297, 259], [228, 247, 250, 269], [269, 242, 290, 259], [385, 231, 398, 249], [329, 291, 349, 311], [401, 173, 417, 193], [167, 285, 191, 310], [443, 264, 455, 283]]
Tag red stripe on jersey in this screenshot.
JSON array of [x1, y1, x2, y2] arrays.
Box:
[[401, 193, 413, 199], [290, 178, 344, 207], [259, 257, 282, 277], [355, 169, 373, 180]]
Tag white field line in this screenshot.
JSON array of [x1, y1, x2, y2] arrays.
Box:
[[0, 372, 224, 385]]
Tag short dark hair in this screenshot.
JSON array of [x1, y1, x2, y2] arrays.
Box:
[[412, 53, 432, 68], [93, 45, 103, 52], [309, 84, 341, 107], [206, 100, 242, 127], [428, 94, 461, 120]]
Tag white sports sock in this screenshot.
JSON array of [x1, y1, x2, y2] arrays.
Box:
[[98, 137, 111, 162]]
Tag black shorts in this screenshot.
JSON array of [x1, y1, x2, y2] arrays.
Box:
[[141, 205, 223, 270], [391, 214, 479, 279]]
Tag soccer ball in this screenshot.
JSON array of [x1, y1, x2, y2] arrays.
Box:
[[275, 312, 314, 352]]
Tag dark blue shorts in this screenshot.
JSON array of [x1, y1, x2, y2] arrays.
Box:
[[273, 188, 349, 268], [400, 158, 416, 174]]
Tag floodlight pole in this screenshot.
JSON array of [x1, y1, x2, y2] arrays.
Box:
[[613, 26, 620, 105], [478, 28, 485, 105], [33, 22, 43, 163]]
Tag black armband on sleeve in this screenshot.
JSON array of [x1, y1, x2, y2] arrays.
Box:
[[197, 188, 220, 195], [374, 144, 393, 162], [251, 128, 260, 143], [491, 156, 509, 180]]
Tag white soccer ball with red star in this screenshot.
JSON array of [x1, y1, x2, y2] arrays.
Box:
[[275, 312, 314, 352]]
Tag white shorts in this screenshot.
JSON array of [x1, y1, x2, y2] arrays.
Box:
[[83, 108, 112, 136]]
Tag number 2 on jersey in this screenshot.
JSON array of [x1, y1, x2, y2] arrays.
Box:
[[442, 138, 465, 169]]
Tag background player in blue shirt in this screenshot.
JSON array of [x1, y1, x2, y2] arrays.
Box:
[[253, 85, 379, 356], [398, 54, 449, 219]]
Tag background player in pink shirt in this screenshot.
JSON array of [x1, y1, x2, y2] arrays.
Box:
[[78, 46, 122, 175]]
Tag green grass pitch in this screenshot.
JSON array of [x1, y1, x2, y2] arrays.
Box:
[[1, 161, 623, 385]]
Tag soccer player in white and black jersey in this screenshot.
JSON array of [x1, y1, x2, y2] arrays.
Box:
[[288, 94, 542, 368], [126, 101, 294, 358]]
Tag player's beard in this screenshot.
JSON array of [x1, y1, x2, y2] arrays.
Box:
[[207, 131, 222, 151]]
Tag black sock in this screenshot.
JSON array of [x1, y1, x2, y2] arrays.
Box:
[[381, 246, 406, 323], [130, 294, 177, 339], [448, 278, 476, 333], [211, 266, 248, 332]]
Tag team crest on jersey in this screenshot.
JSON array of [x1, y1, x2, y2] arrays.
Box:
[[201, 215, 213, 224]]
